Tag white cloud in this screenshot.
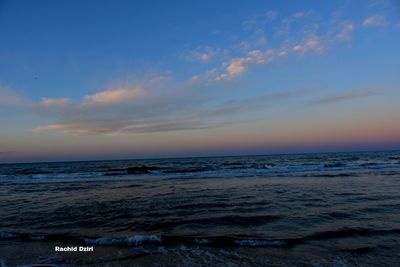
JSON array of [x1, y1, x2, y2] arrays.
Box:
[[193, 7, 388, 83], [312, 89, 378, 105], [32, 124, 69, 132], [31, 84, 303, 136], [367, 0, 389, 9], [39, 97, 70, 107], [216, 57, 252, 80], [363, 14, 386, 27], [242, 19, 258, 30], [195, 7, 389, 82], [336, 21, 355, 41], [256, 36, 268, 46], [189, 46, 220, 62], [248, 49, 274, 64], [31, 123, 115, 135], [278, 49, 288, 57], [83, 87, 144, 106], [265, 10, 279, 20], [236, 41, 251, 51], [292, 34, 325, 55], [216, 49, 275, 80]]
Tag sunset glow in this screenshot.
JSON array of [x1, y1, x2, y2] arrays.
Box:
[[0, 0, 399, 163]]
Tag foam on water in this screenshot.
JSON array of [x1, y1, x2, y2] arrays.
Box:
[[85, 235, 162, 246]]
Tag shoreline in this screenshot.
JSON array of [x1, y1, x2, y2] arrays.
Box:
[[1, 239, 400, 267]]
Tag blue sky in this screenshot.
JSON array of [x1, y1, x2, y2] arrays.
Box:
[[0, 0, 400, 162]]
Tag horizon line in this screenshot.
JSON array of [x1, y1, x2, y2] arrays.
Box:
[[1, 148, 399, 165]]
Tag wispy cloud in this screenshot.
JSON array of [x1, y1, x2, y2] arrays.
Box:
[[14, 6, 393, 138], [83, 87, 144, 106], [368, 0, 390, 9], [336, 21, 356, 41], [184, 46, 223, 63], [0, 86, 25, 107], [31, 76, 305, 135], [216, 57, 252, 80], [363, 14, 387, 27], [215, 49, 275, 80], [38, 97, 70, 107], [32, 119, 211, 135], [312, 89, 378, 105], [194, 8, 372, 82], [292, 34, 325, 55], [265, 10, 279, 21]]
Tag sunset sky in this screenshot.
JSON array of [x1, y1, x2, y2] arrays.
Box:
[[1, 0, 400, 163]]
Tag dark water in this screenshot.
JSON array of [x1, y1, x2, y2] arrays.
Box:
[[1, 151, 400, 266]]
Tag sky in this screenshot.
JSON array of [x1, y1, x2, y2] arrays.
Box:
[[0, 0, 400, 163]]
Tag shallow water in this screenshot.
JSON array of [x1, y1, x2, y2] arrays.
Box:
[[1, 151, 400, 266]]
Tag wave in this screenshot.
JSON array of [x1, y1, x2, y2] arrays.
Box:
[[0, 231, 18, 239], [148, 215, 281, 230], [85, 235, 161, 246], [304, 227, 400, 241], [3, 156, 400, 179], [304, 173, 357, 178], [324, 162, 346, 168], [162, 168, 208, 174], [85, 235, 288, 248], [2, 227, 399, 249], [13, 168, 52, 175]]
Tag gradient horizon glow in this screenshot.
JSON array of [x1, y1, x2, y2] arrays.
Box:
[[1, 0, 400, 163]]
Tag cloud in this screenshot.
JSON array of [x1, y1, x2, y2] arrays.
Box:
[[368, 0, 389, 9], [0, 86, 25, 107], [312, 89, 378, 105], [32, 124, 71, 133], [194, 7, 388, 82], [21, 6, 391, 137], [242, 19, 258, 30], [186, 46, 222, 62], [292, 34, 325, 55], [265, 10, 279, 20], [83, 87, 144, 106], [31, 97, 71, 117], [32, 117, 210, 135], [31, 75, 305, 136], [216, 57, 252, 80], [363, 14, 387, 27], [278, 49, 288, 57], [277, 10, 315, 37], [38, 97, 70, 107], [336, 21, 355, 41], [216, 49, 275, 80], [248, 49, 275, 64], [31, 79, 208, 135], [33, 118, 214, 135]]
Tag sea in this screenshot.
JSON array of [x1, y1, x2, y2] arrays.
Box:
[[0, 151, 400, 266]]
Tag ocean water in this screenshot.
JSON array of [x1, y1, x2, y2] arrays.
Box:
[[1, 151, 400, 266]]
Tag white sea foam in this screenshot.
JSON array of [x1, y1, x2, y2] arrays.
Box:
[[30, 235, 45, 240], [0, 231, 18, 239], [126, 235, 161, 245], [19, 265, 62, 267], [85, 235, 161, 246], [194, 238, 211, 244], [0, 259, 8, 267], [233, 239, 285, 247]]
